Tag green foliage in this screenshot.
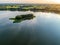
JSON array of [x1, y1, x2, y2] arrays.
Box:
[[9, 14, 35, 23]]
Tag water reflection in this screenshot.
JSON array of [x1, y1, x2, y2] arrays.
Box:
[[9, 14, 35, 23], [0, 11, 60, 45]]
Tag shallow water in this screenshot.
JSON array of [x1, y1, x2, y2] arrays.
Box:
[[0, 11, 60, 45]]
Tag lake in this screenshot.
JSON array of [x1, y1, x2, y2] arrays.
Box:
[[0, 11, 60, 45]]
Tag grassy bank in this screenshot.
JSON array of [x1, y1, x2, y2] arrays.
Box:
[[0, 4, 60, 14]]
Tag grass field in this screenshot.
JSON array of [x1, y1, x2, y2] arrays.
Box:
[[0, 4, 60, 14]]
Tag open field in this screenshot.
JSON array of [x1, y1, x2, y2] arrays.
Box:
[[0, 4, 60, 13]]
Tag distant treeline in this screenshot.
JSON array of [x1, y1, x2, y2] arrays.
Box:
[[0, 4, 60, 13]]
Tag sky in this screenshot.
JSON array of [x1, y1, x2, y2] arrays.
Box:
[[0, 0, 60, 4]]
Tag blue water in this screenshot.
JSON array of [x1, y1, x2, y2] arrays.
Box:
[[0, 11, 60, 45]]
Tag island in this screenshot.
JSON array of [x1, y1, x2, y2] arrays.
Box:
[[9, 14, 35, 23]]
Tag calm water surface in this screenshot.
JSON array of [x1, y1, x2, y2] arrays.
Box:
[[0, 11, 60, 45]]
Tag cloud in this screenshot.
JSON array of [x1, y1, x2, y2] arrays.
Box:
[[0, 0, 60, 4]]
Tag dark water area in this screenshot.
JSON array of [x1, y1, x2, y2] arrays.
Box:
[[0, 11, 60, 45]]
